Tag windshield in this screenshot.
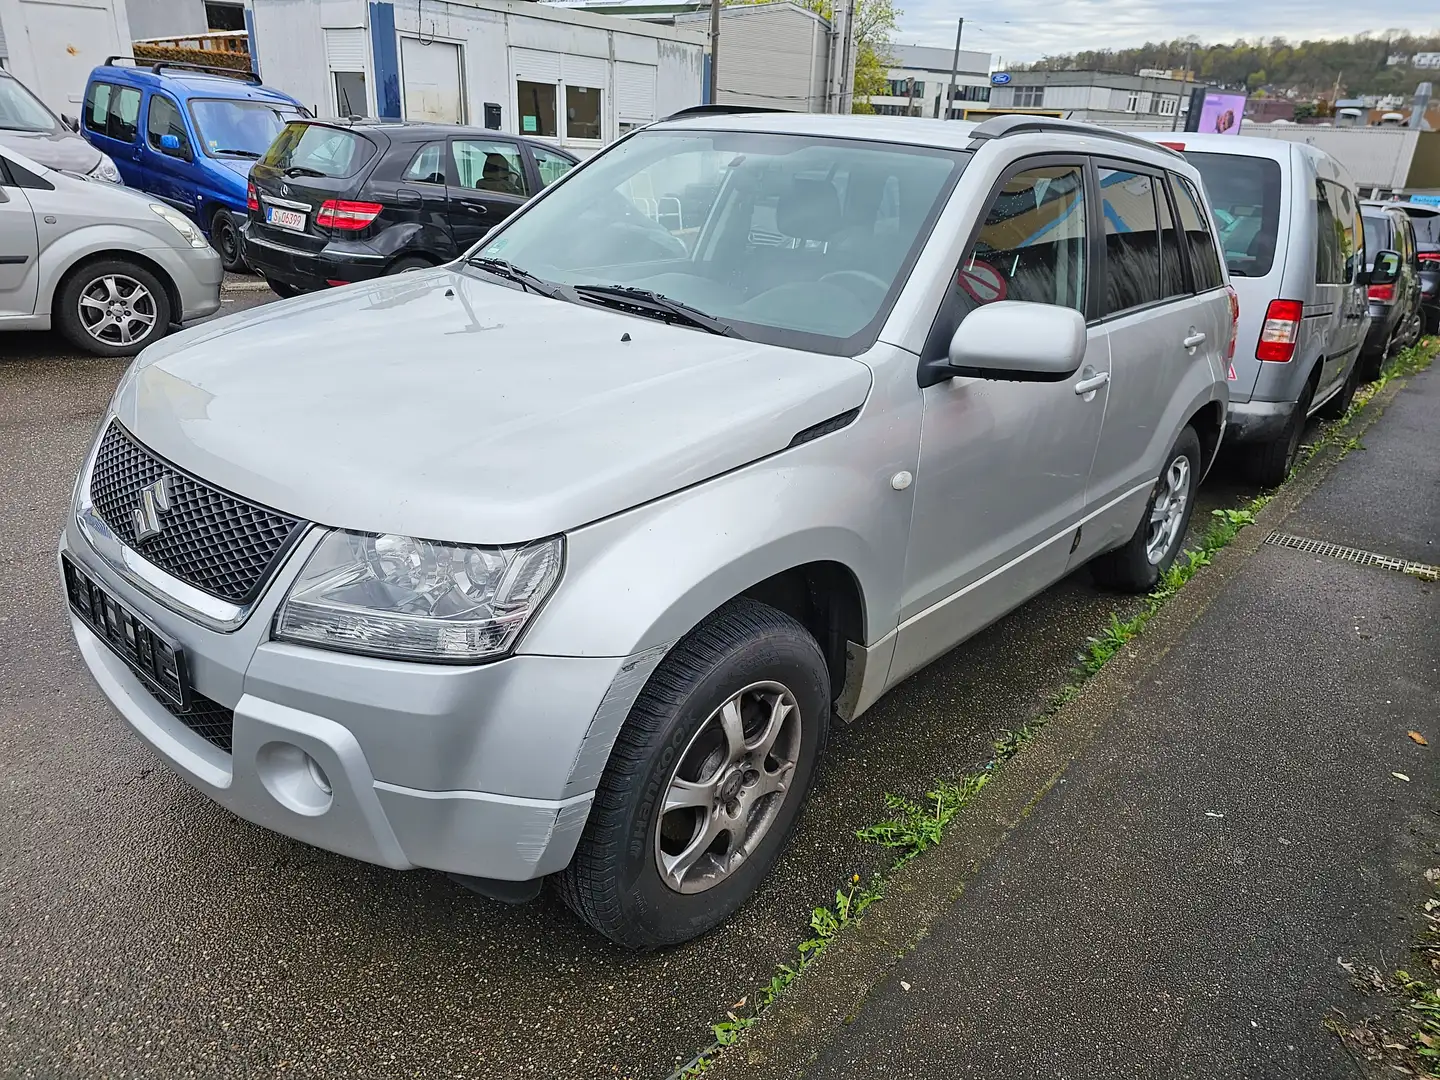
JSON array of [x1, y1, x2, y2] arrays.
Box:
[[190, 98, 300, 157], [1185, 152, 1282, 277], [0, 75, 58, 133], [471, 130, 967, 351]]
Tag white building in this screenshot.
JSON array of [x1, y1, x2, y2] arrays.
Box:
[[672, 2, 831, 112], [987, 69, 1193, 128], [1413, 52, 1440, 70], [869, 43, 991, 118], [0, 0, 133, 114], [248, 0, 705, 153]]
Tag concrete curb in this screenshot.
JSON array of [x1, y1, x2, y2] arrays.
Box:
[[221, 279, 275, 293], [699, 374, 1417, 1080]]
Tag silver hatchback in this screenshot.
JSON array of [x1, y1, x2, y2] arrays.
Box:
[[61, 113, 1229, 948]]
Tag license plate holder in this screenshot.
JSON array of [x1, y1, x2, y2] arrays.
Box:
[[265, 206, 306, 232], [63, 555, 192, 711]]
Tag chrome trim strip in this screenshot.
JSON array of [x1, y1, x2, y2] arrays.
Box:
[[261, 194, 311, 212]]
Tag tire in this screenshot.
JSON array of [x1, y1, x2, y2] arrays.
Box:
[[384, 255, 433, 275], [210, 208, 246, 273], [1316, 362, 1359, 420], [1091, 426, 1202, 593], [557, 598, 830, 951], [1358, 345, 1385, 383], [264, 277, 304, 299], [1247, 379, 1314, 487], [55, 258, 172, 358]]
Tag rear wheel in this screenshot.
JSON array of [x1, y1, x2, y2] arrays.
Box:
[[385, 255, 433, 275], [557, 598, 829, 950], [210, 209, 246, 273], [55, 259, 172, 357], [1316, 361, 1359, 420], [1247, 380, 1313, 487], [1091, 426, 1201, 593]]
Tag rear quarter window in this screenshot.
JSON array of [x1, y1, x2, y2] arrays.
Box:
[[1183, 151, 1282, 278], [260, 122, 377, 179]]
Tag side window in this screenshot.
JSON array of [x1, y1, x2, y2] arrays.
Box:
[[146, 94, 189, 155], [1326, 183, 1359, 282], [1098, 166, 1161, 315], [1314, 182, 1346, 285], [960, 164, 1087, 312], [85, 82, 141, 143], [1173, 176, 1225, 291], [1156, 180, 1187, 298], [452, 139, 530, 197], [532, 146, 574, 188], [402, 142, 446, 185]]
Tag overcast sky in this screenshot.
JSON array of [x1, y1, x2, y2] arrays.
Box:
[[894, 0, 1440, 66]]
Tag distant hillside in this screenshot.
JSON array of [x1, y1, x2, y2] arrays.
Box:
[[1017, 33, 1440, 98]]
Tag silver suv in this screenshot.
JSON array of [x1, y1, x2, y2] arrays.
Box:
[[61, 113, 1230, 949]]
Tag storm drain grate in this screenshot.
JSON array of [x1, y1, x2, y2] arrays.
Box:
[[1265, 532, 1440, 581]]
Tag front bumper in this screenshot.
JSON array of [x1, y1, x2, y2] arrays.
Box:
[[1220, 397, 1296, 444], [240, 225, 389, 290], [60, 516, 632, 882], [144, 242, 222, 322]]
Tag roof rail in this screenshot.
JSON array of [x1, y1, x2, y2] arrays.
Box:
[[103, 55, 262, 84], [966, 114, 1180, 156], [660, 104, 781, 121]]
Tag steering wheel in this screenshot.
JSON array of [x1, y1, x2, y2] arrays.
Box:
[[819, 270, 889, 302]]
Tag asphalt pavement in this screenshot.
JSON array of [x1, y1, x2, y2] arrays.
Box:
[[1, 281, 1266, 1080], [762, 364, 1440, 1080]]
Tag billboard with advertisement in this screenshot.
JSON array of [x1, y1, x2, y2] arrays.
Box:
[[1185, 89, 1248, 135]]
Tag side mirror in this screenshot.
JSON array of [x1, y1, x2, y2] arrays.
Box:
[[61, 113, 80, 133], [933, 301, 1088, 383], [1369, 250, 1400, 287]]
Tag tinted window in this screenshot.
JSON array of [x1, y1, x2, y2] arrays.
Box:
[[1404, 208, 1440, 246], [1362, 212, 1391, 268], [453, 139, 530, 196], [0, 74, 58, 133], [1183, 152, 1281, 278], [1157, 180, 1187, 298], [403, 142, 446, 184], [961, 164, 1087, 312], [1324, 182, 1359, 282], [1172, 176, 1225, 290], [1314, 183, 1349, 284], [1098, 167, 1161, 315], [532, 146, 574, 188], [260, 122, 376, 179], [146, 94, 188, 152], [85, 81, 141, 143]]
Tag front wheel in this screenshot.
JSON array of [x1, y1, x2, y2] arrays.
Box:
[[1091, 426, 1202, 593], [557, 598, 830, 950], [210, 209, 246, 272], [55, 259, 172, 357]]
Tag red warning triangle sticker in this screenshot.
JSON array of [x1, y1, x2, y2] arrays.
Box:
[[1228, 363, 1237, 381]]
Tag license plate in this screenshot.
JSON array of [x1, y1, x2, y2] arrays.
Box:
[[63, 555, 191, 710], [266, 206, 306, 231]]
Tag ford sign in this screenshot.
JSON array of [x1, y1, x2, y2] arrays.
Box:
[[991, 72, 1012, 85]]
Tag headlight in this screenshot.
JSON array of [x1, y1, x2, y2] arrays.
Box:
[[148, 203, 208, 248], [88, 154, 121, 184], [274, 531, 564, 662]]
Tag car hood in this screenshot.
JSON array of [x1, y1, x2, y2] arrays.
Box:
[[114, 268, 873, 544], [0, 128, 101, 173], [214, 156, 255, 182]]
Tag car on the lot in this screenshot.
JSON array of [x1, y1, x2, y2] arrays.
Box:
[[79, 59, 308, 271], [0, 67, 122, 183], [61, 112, 1230, 949], [240, 119, 576, 296], [0, 141, 221, 356], [1358, 202, 1425, 377], [1142, 133, 1372, 485], [1369, 198, 1437, 335]]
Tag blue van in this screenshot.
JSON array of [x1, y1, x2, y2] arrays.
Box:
[[80, 59, 308, 270]]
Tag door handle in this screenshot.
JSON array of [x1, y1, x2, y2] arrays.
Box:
[[1073, 371, 1110, 395], [1182, 331, 1207, 348]]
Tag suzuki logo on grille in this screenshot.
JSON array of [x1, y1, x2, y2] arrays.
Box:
[[131, 477, 174, 543]]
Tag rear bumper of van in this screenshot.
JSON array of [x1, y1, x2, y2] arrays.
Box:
[[1223, 399, 1294, 443]]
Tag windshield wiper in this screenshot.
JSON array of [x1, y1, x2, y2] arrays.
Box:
[[572, 285, 737, 337], [464, 256, 574, 301], [214, 148, 262, 158], [283, 165, 327, 178]]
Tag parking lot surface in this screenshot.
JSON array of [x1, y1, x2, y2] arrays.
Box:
[[1, 283, 1260, 1079]]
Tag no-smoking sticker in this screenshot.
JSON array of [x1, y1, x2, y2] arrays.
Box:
[[959, 259, 1007, 304]]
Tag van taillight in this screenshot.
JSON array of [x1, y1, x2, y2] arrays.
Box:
[[1368, 283, 1396, 303], [246, 183, 258, 212], [316, 200, 383, 231], [1225, 285, 1239, 362], [1256, 299, 1303, 362]]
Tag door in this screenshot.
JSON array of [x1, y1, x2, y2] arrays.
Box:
[[1333, 182, 1368, 363], [1311, 179, 1354, 399], [892, 160, 1108, 683], [0, 165, 38, 317], [1081, 163, 1228, 556], [400, 37, 463, 123], [447, 136, 531, 249], [140, 92, 199, 217], [376, 139, 456, 256], [1396, 213, 1422, 337], [81, 80, 143, 186]]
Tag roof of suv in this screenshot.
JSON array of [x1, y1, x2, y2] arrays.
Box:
[[89, 61, 302, 108], [290, 118, 568, 147]]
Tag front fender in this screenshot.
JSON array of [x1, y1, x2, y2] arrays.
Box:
[[36, 225, 182, 317]]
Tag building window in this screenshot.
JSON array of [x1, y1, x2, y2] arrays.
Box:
[[204, 2, 245, 32], [1012, 85, 1044, 108], [1158, 96, 1178, 116], [517, 81, 558, 137], [1125, 91, 1140, 113], [566, 84, 602, 141], [333, 71, 367, 118]]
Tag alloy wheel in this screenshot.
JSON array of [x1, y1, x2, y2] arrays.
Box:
[[654, 680, 802, 894], [77, 274, 158, 348], [1145, 454, 1191, 565]]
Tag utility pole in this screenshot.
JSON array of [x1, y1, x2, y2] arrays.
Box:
[[708, 0, 721, 105], [943, 18, 964, 120], [1171, 41, 1192, 131]]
